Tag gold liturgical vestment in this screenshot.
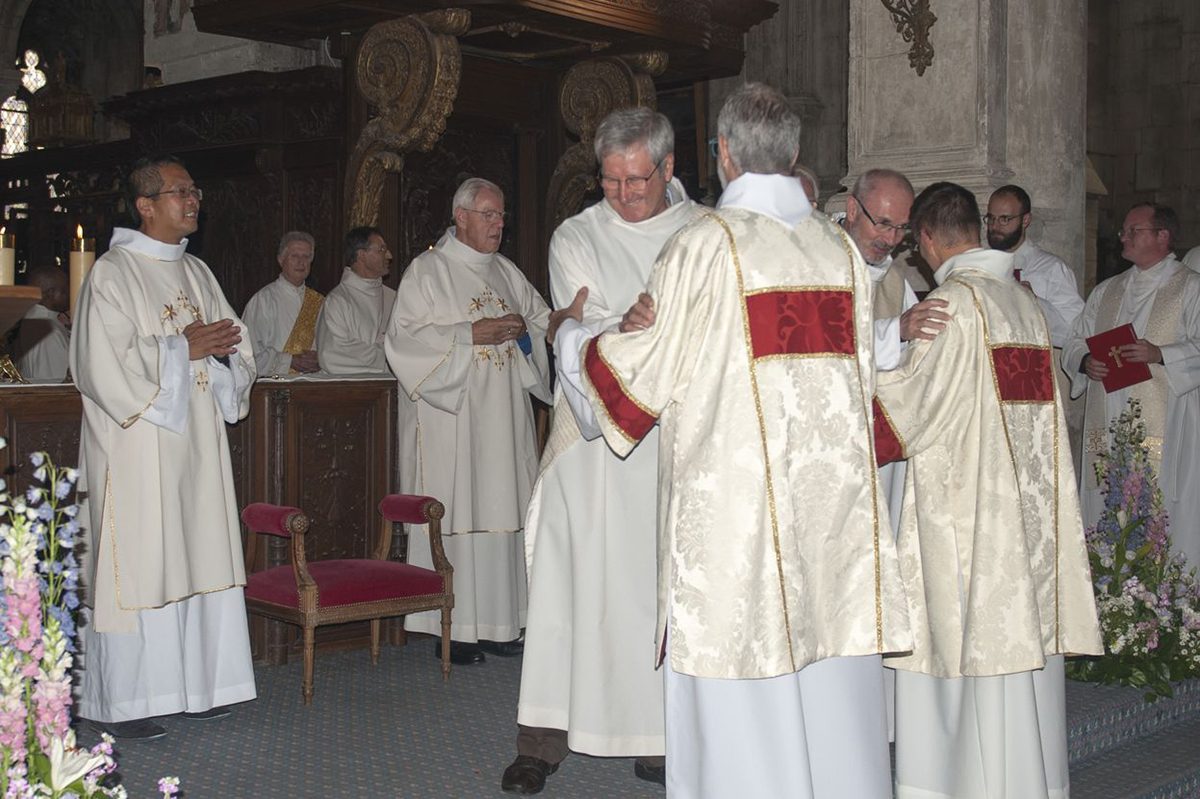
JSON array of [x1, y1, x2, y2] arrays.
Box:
[[582, 207, 913, 680], [874, 248, 1102, 679]]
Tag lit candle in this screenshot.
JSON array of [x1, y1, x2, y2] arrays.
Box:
[[69, 224, 95, 316], [0, 227, 13, 286]]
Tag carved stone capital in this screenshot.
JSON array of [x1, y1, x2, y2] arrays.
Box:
[[345, 9, 471, 228], [547, 53, 667, 231]]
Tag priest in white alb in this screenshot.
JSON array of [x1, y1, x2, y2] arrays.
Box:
[[242, 230, 323, 376], [873, 182, 1103, 799], [1062, 202, 1200, 569], [503, 107, 700, 795], [385, 177, 550, 666], [15, 265, 70, 382], [317, 226, 395, 374], [72, 155, 257, 741], [557, 83, 912, 799]]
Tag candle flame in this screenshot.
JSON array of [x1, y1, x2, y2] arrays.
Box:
[[75, 224, 83, 238], [0, 226, 5, 235]]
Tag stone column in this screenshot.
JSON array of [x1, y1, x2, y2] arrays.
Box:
[[840, 0, 1087, 280]]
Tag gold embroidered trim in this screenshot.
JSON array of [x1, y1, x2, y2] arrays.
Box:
[[709, 211, 797, 670], [834, 225, 884, 650], [282, 288, 323, 357], [961, 280, 1062, 650], [754, 352, 856, 362], [743, 283, 852, 295], [590, 338, 658, 445]]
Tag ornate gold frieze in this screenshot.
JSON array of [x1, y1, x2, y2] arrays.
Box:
[[545, 53, 667, 232], [345, 9, 471, 228]]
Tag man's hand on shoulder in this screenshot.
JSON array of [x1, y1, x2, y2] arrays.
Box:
[[291, 350, 320, 373], [548, 287, 587, 346], [619, 292, 655, 333], [899, 298, 951, 342], [473, 313, 526, 345], [184, 318, 240, 361]]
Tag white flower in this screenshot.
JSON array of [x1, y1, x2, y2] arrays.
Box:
[[46, 736, 109, 791]]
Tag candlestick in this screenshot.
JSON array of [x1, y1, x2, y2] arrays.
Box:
[[0, 228, 14, 286], [69, 224, 95, 316]]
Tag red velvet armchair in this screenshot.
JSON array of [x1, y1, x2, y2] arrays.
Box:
[[241, 494, 455, 704]]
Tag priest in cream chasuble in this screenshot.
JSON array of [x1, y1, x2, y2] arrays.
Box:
[[72, 156, 256, 732], [562, 84, 912, 799], [873, 182, 1101, 799], [386, 179, 550, 649], [1062, 203, 1200, 569]]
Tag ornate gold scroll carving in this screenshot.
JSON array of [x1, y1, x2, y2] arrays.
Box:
[[545, 53, 667, 233], [345, 10, 471, 228], [880, 0, 937, 77]]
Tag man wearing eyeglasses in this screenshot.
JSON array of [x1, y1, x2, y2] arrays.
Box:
[[386, 177, 551, 669], [985, 185, 1084, 348], [502, 107, 700, 795], [551, 83, 912, 799], [316, 226, 395, 374], [841, 168, 950, 371], [1063, 203, 1200, 569], [72, 154, 257, 740]]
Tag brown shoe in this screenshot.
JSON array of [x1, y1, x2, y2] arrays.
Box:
[[501, 755, 558, 795]]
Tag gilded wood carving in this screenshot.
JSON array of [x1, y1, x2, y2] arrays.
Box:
[[546, 52, 667, 233], [345, 9, 471, 228]]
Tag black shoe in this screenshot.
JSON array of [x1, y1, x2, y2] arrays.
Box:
[[180, 705, 231, 721], [433, 640, 485, 665], [88, 718, 167, 740], [633, 759, 666, 786], [479, 637, 524, 657], [501, 755, 558, 795]]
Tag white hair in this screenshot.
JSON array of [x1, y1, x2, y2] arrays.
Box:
[[451, 177, 503, 219]]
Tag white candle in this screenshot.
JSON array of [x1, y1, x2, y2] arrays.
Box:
[[0, 228, 14, 286], [69, 224, 94, 316]]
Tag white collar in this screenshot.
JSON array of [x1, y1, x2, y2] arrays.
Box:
[[933, 247, 1014, 285], [110, 227, 188, 261], [341, 266, 383, 292], [717, 173, 812, 228], [275, 274, 307, 295], [441, 227, 496, 267]]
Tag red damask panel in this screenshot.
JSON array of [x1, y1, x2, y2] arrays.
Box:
[[745, 289, 856, 358], [990, 346, 1054, 402], [872, 397, 904, 467], [583, 337, 657, 443]]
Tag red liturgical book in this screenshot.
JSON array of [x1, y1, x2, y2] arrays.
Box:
[[1086, 323, 1152, 393]]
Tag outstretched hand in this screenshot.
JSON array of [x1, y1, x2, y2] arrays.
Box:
[[548, 287, 588, 346]]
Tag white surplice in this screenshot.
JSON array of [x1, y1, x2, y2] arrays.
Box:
[[71, 227, 256, 721], [242, 274, 320, 376], [317, 267, 395, 375], [516, 180, 699, 757], [874, 247, 1102, 799], [1062, 254, 1200, 568], [385, 229, 550, 642], [15, 303, 69, 382], [574, 173, 912, 798], [1013, 240, 1084, 349]]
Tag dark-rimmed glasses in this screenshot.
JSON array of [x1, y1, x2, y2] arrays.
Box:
[[145, 186, 203, 201], [853, 195, 909, 234], [598, 160, 663, 193]]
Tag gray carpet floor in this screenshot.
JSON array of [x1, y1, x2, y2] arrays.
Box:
[[74, 638, 662, 799], [72, 638, 1200, 798]]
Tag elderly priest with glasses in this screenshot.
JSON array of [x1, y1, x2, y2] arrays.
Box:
[[385, 177, 551, 667]]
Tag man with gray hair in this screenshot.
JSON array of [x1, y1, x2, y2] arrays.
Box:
[[386, 177, 551, 667], [502, 105, 700, 795], [553, 82, 911, 797], [242, 231, 323, 376]]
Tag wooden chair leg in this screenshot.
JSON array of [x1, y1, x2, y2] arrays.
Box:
[[370, 619, 381, 665], [302, 625, 315, 706], [440, 604, 452, 681]]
